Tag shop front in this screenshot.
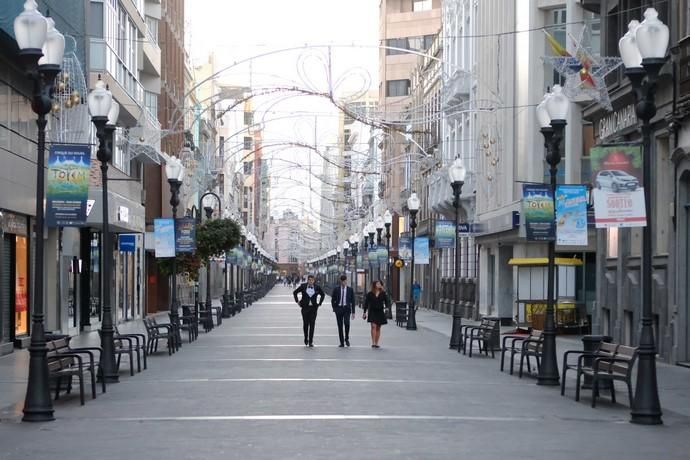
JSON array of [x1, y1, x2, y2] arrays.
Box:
[[0, 211, 31, 354]]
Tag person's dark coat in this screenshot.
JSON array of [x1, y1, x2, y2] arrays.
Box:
[[293, 282, 325, 309]]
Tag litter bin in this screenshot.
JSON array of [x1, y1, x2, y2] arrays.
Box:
[[395, 301, 407, 327]]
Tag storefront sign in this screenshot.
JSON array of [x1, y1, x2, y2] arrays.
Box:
[[154, 218, 175, 258], [555, 185, 588, 246], [598, 104, 637, 140], [175, 217, 196, 253], [119, 234, 136, 253], [0, 211, 28, 235], [46, 144, 90, 227], [414, 237, 430, 265], [590, 145, 646, 228], [398, 236, 412, 261], [435, 220, 455, 249], [522, 184, 555, 241], [457, 223, 480, 236]]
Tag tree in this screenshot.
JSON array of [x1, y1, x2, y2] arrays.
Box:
[[158, 218, 241, 281]]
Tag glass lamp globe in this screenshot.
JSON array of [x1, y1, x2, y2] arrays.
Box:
[[88, 78, 112, 118], [37, 17, 64, 67], [375, 216, 384, 230], [448, 157, 467, 185], [383, 210, 393, 225], [407, 192, 420, 212], [13, 0, 47, 52], [107, 101, 120, 126], [635, 8, 669, 60], [619, 20, 643, 69], [545, 85, 569, 121], [536, 93, 552, 128]]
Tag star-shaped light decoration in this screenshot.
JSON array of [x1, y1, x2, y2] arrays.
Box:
[[542, 26, 623, 111]]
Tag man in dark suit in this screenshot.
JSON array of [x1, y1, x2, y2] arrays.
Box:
[[293, 275, 325, 347], [331, 275, 355, 347]]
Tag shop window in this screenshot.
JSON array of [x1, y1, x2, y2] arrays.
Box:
[[14, 236, 28, 336]]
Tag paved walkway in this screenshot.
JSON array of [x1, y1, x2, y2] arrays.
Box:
[[0, 286, 689, 459]]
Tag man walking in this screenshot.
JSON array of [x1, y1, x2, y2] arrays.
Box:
[[331, 275, 355, 347], [293, 275, 325, 347]]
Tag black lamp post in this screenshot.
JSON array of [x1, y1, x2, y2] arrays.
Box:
[[535, 84, 569, 387], [16, 2, 65, 422], [350, 234, 359, 308], [165, 157, 184, 338], [89, 77, 121, 384], [199, 192, 221, 314], [375, 216, 384, 281], [449, 158, 467, 349], [407, 192, 420, 331], [618, 9, 667, 425], [384, 210, 393, 319]]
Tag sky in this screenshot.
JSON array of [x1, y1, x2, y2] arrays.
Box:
[[186, 0, 380, 227]]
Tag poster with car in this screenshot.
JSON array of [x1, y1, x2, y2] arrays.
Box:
[[590, 145, 646, 228], [555, 185, 588, 246]]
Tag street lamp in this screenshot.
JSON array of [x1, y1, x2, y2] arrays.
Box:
[[350, 233, 360, 309], [89, 77, 121, 384], [407, 192, 420, 330], [534, 84, 569, 387], [15, 0, 65, 422], [165, 156, 184, 341], [199, 191, 221, 322], [618, 8, 667, 425], [383, 210, 393, 319], [448, 157, 467, 349], [375, 216, 384, 281]]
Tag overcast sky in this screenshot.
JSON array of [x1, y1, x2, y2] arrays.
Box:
[[187, 1, 379, 227]]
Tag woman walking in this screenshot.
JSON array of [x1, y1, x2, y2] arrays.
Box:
[[363, 280, 388, 348]]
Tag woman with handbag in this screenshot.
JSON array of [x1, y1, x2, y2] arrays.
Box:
[[363, 280, 388, 348]]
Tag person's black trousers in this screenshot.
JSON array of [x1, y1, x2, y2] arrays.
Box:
[[335, 310, 350, 345], [301, 307, 318, 344]]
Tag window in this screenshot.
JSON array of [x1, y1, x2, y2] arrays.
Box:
[[544, 9, 567, 89], [145, 16, 158, 45], [243, 161, 253, 175], [89, 1, 104, 38], [243, 136, 253, 150], [386, 35, 435, 55], [413, 0, 432, 12], [386, 79, 410, 97], [144, 91, 158, 120], [244, 111, 254, 126]]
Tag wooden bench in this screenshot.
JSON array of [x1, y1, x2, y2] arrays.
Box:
[[462, 318, 500, 358], [517, 333, 545, 378], [574, 343, 638, 408], [500, 329, 543, 375], [48, 338, 106, 403], [114, 325, 148, 372], [143, 317, 176, 355]]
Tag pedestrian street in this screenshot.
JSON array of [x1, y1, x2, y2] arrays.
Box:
[[1, 286, 689, 459]]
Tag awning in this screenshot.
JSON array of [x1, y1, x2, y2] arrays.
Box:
[[508, 257, 583, 266], [129, 144, 164, 165]]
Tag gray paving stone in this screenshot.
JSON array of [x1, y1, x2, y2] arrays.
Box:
[[0, 286, 689, 459]]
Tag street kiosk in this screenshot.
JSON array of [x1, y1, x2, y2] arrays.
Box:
[[508, 257, 587, 332]]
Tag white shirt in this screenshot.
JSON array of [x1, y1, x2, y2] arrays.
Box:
[[340, 287, 346, 306], [306, 286, 315, 297]]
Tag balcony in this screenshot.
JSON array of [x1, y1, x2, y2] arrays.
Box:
[[142, 16, 161, 77], [442, 68, 472, 113]]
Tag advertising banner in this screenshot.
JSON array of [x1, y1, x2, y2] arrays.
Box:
[[435, 220, 456, 249], [154, 218, 175, 258], [377, 246, 388, 265], [590, 145, 646, 228], [555, 185, 588, 246], [46, 144, 91, 227], [414, 237, 430, 265], [398, 236, 412, 261], [368, 243, 379, 265], [175, 217, 196, 253], [522, 184, 555, 241]]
